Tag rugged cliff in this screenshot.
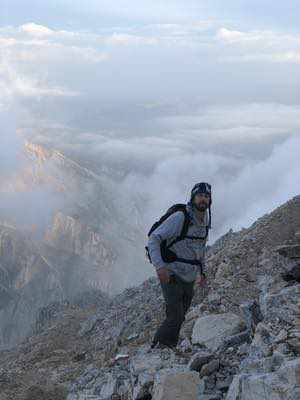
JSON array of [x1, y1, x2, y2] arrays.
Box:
[[0, 195, 299, 399], [0, 142, 148, 349]]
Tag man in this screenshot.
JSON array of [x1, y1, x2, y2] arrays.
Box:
[[147, 182, 212, 350]]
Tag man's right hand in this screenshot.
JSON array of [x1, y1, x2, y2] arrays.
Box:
[[196, 273, 207, 287], [157, 267, 170, 283]]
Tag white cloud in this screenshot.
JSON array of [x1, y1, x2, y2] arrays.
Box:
[[12, 77, 80, 97], [0, 23, 114, 104], [107, 33, 158, 46], [216, 27, 300, 64], [67, 45, 110, 62], [0, 60, 80, 102], [158, 103, 300, 144], [19, 22, 54, 36], [217, 135, 300, 233], [272, 51, 300, 63], [223, 51, 300, 64], [217, 27, 300, 45], [18, 22, 80, 40], [217, 27, 246, 42], [0, 37, 17, 47]]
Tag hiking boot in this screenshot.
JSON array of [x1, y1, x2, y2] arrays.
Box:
[[158, 343, 177, 351], [147, 341, 176, 353], [157, 344, 190, 358]]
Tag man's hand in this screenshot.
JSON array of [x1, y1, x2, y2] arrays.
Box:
[[157, 267, 170, 283], [196, 273, 207, 287]]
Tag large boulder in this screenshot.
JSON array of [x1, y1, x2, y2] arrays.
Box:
[[130, 351, 165, 376], [152, 369, 200, 400], [191, 313, 246, 351], [226, 358, 300, 400], [283, 259, 300, 281], [275, 244, 300, 259], [259, 283, 300, 321]]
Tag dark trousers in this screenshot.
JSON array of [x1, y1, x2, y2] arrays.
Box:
[[152, 274, 195, 347]]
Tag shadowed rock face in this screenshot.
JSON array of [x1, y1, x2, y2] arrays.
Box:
[[0, 220, 116, 349], [0, 224, 64, 347], [0, 195, 299, 400]]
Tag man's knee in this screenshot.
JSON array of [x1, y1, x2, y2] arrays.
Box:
[[183, 285, 194, 313], [166, 302, 185, 325]]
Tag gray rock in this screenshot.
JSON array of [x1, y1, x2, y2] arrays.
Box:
[[188, 350, 213, 372], [127, 333, 139, 341], [274, 329, 288, 344], [288, 338, 300, 354], [192, 313, 246, 351], [221, 330, 251, 350], [130, 351, 164, 376], [295, 231, 300, 242], [285, 259, 300, 281], [260, 284, 300, 321], [226, 358, 300, 400], [94, 373, 117, 398], [240, 300, 263, 333], [200, 359, 220, 377], [238, 343, 250, 356], [252, 322, 274, 357], [185, 304, 205, 322], [216, 376, 233, 391], [275, 244, 300, 258], [152, 369, 200, 400], [132, 372, 154, 400], [201, 395, 222, 400], [78, 315, 103, 337]]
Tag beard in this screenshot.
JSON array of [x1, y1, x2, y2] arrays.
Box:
[[193, 202, 208, 211]]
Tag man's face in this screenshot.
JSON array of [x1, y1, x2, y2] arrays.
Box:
[[193, 192, 210, 211]]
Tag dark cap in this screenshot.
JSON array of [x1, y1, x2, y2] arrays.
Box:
[[191, 182, 211, 200]]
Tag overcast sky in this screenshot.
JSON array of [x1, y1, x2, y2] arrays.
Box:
[[1, 1, 300, 241]]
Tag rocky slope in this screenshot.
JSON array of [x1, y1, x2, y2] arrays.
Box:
[[0, 195, 299, 399]]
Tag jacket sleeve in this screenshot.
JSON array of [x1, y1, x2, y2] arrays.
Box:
[[147, 211, 185, 271]]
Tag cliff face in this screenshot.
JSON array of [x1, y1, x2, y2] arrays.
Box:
[[44, 211, 116, 294], [0, 195, 299, 400], [0, 224, 64, 347], [0, 141, 147, 349], [45, 212, 114, 269]]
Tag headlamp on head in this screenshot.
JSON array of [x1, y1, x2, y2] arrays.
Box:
[[191, 182, 211, 201]]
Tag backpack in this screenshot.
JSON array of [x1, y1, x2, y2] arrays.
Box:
[[145, 203, 192, 264]]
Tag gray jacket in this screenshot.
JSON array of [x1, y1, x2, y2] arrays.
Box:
[[147, 201, 209, 282]]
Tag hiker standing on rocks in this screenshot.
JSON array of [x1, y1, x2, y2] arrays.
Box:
[[145, 182, 212, 349]]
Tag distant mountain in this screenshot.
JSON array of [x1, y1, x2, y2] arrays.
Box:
[[0, 141, 149, 349]]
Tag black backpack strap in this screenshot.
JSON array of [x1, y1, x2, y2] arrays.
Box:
[[175, 257, 204, 274], [147, 203, 187, 237], [166, 207, 191, 249]]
